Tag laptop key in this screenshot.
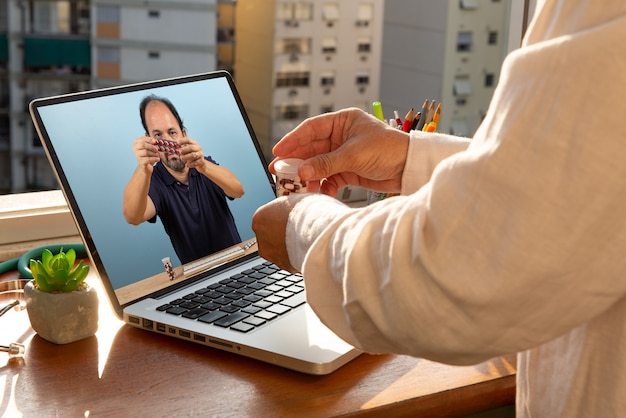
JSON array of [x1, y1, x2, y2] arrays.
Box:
[[230, 322, 255, 333], [182, 308, 209, 319], [198, 310, 228, 324], [214, 312, 249, 327], [166, 306, 188, 315], [280, 292, 306, 308], [267, 304, 291, 315]]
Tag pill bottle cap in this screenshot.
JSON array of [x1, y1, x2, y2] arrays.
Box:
[[274, 158, 303, 176]]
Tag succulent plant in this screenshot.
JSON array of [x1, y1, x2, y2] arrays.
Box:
[[29, 248, 90, 293]]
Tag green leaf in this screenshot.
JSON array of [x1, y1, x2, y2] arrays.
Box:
[[66, 248, 76, 268]]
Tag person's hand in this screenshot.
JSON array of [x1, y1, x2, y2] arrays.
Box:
[[252, 195, 310, 273], [178, 135, 206, 169], [270, 108, 410, 196], [132, 136, 160, 172]]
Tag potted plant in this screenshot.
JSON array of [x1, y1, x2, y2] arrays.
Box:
[[24, 247, 98, 344]]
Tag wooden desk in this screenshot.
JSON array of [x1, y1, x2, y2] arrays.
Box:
[[0, 268, 516, 417]]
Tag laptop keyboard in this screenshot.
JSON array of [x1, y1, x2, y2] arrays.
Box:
[[156, 262, 306, 333]]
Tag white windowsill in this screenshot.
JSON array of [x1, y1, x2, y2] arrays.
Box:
[[0, 190, 80, 261]]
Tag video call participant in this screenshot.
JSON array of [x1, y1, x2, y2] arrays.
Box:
[[123, 94, 244, 264]]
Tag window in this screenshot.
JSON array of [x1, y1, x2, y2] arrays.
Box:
[[320, 104, 334, 114], [323, 3, 339, 21], [484, 73, 495, 87], [276, 3, 293, 20], [451, 119, 469, 136], [357, 37, 371, 53], [294, 3, 313, 20], [356, 3, 372, 26], [148, 51, 160, 59], [148, 10, 160, 18], [97, 46, 119, 63], [459, 0, 479, 9], [488, 31, 498, 45], [320, 71, 335, 87], [457, 31, 473, 52], [277, 38, 311, 55], [277, 3, 313, 21], [453, 77, 472, 96], [276, 104, 309, 121], [97, 5, 120, 23], [321, 37, 337, 54], [355, 72, 369, 86], [276, 71, 310, 88]]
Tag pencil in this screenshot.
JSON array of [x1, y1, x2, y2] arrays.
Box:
[[409, 112, 421, 131], [401, 108, 414, 132], [415, 99, 429, 131]]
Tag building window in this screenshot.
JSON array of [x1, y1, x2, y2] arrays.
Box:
[[356, 3, 373, 26], [320, 71, 335, 87], [97, 5, 120, 23], [450, 119, 469, 136], [484, 73, 495, 87], [355, 72, 369, 86], [277, 38, 311, 55], [148, 51, 160, 59], [97, 46, 119, 63], [277, 3, 313, 21], [453, 77, 472, 96], [488, 31, 498, 45], [320, 104, 334, 114], [148, 10, 160, 18], [459, 0, 479, 9], [321, 37, 337, 54], [323, 3, 339, 22], [457, 31, 473, 52], [357, 37, 372, 53], [276, 104, 309, 121], [276, 71, 310, 88]]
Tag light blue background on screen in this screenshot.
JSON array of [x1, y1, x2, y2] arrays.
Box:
[[37, 76, 275, 290]]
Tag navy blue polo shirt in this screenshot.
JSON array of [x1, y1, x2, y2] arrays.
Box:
[[148, 156, 241, 264]]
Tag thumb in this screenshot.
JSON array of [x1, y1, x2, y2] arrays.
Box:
[[299, 152, 344, 182]]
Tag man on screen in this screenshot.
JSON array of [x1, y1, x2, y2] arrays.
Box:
[[123, 94, 244, 264]]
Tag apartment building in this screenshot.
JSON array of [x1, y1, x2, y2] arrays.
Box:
[[0, 0, 232, 194], [380, 0, 513, 137], [234, 0, 383, 161]]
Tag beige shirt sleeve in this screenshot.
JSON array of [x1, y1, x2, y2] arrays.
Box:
[[286, 3, 626, 366]]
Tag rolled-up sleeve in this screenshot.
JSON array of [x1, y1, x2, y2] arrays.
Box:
[[286, 11, 626, 365]]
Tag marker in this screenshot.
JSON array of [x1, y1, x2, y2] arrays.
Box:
[[401, 108, 414, 132], [372, 101, 385, 122]]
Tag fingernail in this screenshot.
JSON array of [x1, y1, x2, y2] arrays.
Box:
[[300, 163, 314, 180]]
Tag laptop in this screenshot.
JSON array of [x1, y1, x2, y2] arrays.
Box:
[[29, 70, 360, 375]]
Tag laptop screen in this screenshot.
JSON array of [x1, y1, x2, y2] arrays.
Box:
[[30, 71, 277, 306]]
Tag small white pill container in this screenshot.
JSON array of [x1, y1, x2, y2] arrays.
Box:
[[274, 158, 307, 197]]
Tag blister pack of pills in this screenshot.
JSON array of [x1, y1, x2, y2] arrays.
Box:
[[155, 138, 181, 155]]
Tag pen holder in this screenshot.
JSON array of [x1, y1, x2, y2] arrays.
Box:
[[274, 158, 307, 197]]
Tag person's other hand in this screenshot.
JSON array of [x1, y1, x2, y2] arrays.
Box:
[[178, 135, 205, 168], [270, 108, 410, 197], [132, 136, 160, 171], [252, 195, 310, 273]]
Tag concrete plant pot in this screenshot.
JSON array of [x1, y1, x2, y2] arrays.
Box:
[[24, 280, 99, 344]]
